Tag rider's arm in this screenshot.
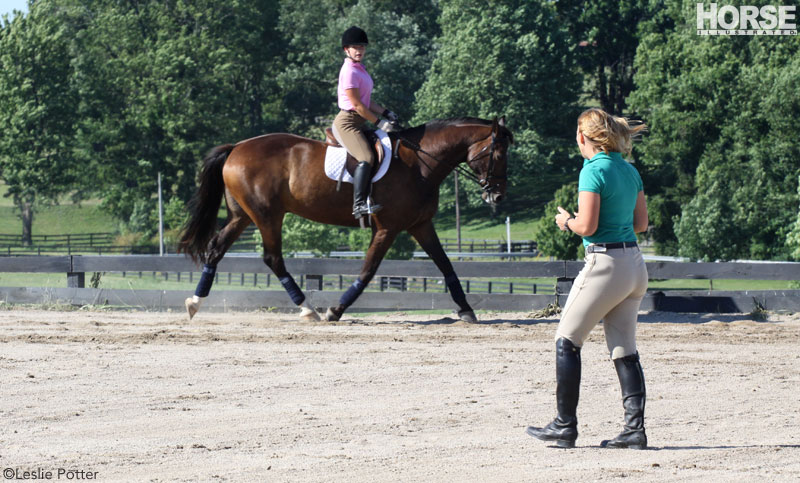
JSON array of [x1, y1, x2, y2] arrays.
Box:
[[368, 101, 386, 118], [345, 88, 379, 124]]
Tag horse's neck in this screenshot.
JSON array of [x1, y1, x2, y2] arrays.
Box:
[[416, 125, 489, 186]]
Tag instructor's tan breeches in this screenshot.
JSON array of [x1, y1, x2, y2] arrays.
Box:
[[556, 246, 648, 360], [332, 110, 375, 165]]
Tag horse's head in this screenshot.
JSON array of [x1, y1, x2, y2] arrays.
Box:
[[465, 116, 514, 205]]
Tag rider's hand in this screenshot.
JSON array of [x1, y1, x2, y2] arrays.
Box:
[[382, 109, 399, 123], [377, 118, 399, 132]]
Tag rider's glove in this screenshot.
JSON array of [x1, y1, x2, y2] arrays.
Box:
[[382, 109, 399, 123], [377, 118, 399, 132]]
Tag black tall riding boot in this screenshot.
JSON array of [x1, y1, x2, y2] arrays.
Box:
[[352, 161, 382, 219], [526, 337, 581, 448], [601, 352, 647, 449]]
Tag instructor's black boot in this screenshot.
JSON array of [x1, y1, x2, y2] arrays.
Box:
[[601, 352, 647, 449], [352, 161, 382, 219], [526, 338, 581, 448]]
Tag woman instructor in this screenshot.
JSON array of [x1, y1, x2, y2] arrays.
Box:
[[526, 108, 650, 449], [333, 26, 400, 220]]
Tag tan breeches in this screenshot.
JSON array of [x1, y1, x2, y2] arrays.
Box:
[[556, 246, 648, 360], [332, 110, 375, 165]]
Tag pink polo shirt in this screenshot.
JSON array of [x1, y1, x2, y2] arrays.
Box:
[[338, 58, 373, 111]]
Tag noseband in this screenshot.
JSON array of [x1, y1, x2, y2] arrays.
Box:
[[468, 131, 506, 194]]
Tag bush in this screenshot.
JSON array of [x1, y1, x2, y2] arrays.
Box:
[[534, 182, 583, 260], [348, 229, 416, 260]]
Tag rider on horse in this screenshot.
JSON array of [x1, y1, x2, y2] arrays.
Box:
[[333, 26, 400, 219]]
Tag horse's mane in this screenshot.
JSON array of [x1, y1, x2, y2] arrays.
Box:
[[400, 117, 513, 143], [424, 117, 493, 129]]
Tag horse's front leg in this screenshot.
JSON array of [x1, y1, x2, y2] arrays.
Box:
[[407, 220, 477, 323], [326, 228, 397, 321]]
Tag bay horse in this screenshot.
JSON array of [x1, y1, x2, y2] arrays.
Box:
[[178, 116, 514, 322]]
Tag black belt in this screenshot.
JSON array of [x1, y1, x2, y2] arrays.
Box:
[[587, 241, 638, 253]]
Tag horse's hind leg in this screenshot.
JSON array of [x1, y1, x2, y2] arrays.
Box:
[[257, 214, 320, 321], [185, 200, 251, 319]]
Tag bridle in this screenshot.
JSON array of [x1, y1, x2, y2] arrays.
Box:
[[395, 128, 506, 194]]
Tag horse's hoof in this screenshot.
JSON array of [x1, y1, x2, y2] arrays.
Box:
[[300, 306, 321, 321], [185, 298, 198, 320], [458, 310, 478, 324], [325, 307, 341, 322]]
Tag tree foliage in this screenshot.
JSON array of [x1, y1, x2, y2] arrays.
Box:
[[413, 0, 581, 219], [0, 2, 79, 243], [2, 0, 798, 262], [67, 0, 283, 227], [556, 0, 666, 115], [629, 0, 800, 260], [533, 182, 583, 261]]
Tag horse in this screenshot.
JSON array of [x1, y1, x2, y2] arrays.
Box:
[[178, 116, 514, 322]]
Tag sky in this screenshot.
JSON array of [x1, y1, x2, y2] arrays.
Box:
[[0, 0, 28, 18]]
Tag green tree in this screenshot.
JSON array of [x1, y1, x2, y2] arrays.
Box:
[[277, 0, 438, 137], [629, 0, 800, 259], [348, 228, 416, 260], [69, 0, 283, 229], [252, 214, 348, 257], [412, 0, 581, 219], [533, 182, 584, 261], [0, 2, 79, 244], [787, 176, 800, 261], [555, 0, 666, 115]]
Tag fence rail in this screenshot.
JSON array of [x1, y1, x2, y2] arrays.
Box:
[[0, 231, 538, 256], [0, 255, 798, 313]]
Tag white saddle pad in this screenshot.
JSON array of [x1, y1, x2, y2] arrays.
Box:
[[324, 129, 392, 184]]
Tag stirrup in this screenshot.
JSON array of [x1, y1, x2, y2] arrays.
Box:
[[353, 199, 382, 217]]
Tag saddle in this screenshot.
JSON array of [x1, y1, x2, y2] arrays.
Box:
[[325, 127, 385, 178]]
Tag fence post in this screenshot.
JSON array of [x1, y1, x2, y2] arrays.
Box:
[[306, 274, 323, 291], [556, 278, 574, 297], [67, 272, 85, 288]]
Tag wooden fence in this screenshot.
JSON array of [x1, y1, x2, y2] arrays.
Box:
[[0, 229, 537, 256], [1, 255, 799, 313]]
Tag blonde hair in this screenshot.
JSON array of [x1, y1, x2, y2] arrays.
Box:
[[577, 108, 647, 155]]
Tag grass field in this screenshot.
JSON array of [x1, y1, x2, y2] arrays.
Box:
[[0, 183, 116, 235]]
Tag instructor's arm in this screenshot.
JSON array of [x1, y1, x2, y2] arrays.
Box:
[[556, 191, 599, 237], [633, 190, 649, 233]]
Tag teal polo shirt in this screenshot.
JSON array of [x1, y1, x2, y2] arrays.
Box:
[[578, 151, 643, 248]]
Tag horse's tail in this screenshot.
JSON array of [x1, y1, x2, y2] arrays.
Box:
[[178, 144, 235, 264]]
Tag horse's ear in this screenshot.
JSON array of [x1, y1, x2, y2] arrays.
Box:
[[498, 116, 506, 128]]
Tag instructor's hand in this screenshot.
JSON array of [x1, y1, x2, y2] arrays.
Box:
[[555, 206, 574, 231]]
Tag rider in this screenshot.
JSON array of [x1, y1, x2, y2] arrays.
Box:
[[333, 26, 400, 219]]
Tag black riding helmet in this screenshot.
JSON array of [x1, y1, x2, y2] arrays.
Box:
[[342, 26, 368, 47]]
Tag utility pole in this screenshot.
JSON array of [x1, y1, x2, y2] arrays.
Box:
[[158, 172, 164, 256]]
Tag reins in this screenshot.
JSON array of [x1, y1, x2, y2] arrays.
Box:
[[393, 128, 504, 192]]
